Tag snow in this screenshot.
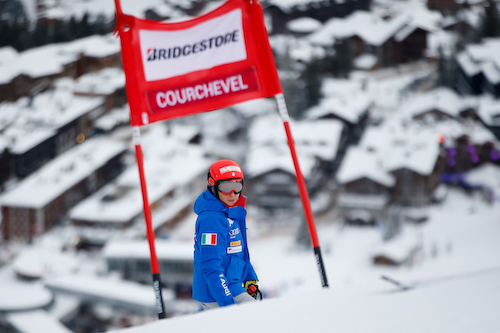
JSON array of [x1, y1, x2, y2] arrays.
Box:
[[465, 163, 500, 198], [0, 35, 120, 83], [353, 53, 377, 70], [231, 98, 276, 118], [308, 11, 411, 47], [305, 94, 371, 124], [7, 310, 73, 333], [400, 87, 473, 119], [74, 67, 125, 96], [12, 247, 80, 279], [20, 0, 174, 21], [0, 282, 53, 311], [103, 240, 193, 261], [1, 1, 500, 332], [1, 137, 127, 208], [267, 0, 324, 12], [246, 115, 343, 178], [337, 146, 396, 187], [102, 187, 500, 333], [286, 17, 322, 34], [68, 125, 209, 226], [456, 51, 481, 77], [44, 274, 173, 311], [476, 95, 500, 126]]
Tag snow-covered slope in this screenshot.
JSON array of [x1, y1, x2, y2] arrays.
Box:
[[112, 188, 500, 333], [111, 267, 500, 333]]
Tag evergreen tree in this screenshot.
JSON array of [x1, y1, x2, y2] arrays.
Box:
[[11, 18, 31, 51], [301, 59, 323, 108], [77, 13, 92, 38], [92, 14, 107, 35], [480, 0, 500, 38], [0, 20, 11, 47], [33, 19, 50, 47], [68, 16, 78, 40], [437, 45, 448, 87], [333, 39, 352, 78], [53, 19, 70, 43]]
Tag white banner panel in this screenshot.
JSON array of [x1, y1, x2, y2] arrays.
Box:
[[139, 9, 247, 82]]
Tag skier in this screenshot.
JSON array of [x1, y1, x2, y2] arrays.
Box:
[[192, 159, 261, 309]]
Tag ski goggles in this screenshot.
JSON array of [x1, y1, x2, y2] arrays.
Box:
[[217, 180, 243, 195]]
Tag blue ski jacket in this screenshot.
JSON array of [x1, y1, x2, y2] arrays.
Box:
[[192, 188, 258, 306]]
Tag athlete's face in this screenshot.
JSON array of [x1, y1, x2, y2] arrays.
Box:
[[219, 191, 240, 207]]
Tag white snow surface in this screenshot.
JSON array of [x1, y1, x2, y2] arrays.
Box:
[[7, 310, 73, 333], [12, 248, 80, 279], [286, 17, 322, 33], [0, 282, 54, 311], [109, 190, 500, 333]]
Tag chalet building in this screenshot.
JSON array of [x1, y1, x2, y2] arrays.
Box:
[[365, 22, 430, 68], [9, 129, 57, 179], [390, 160, 445, 207], [263, 0, 371, 35], [1, 138, 127, 242], [394, 27, 429, 64], [455, 39, 500, 97], [68, 125, 209, 241], [0, 35, 121, 103], [103, 240, 194, 296], [3, 95, 106, 179], [305, 94, 371, 149], [336, 147, 395, 224], [402, 87, 475, 123], [245, 117, 344, 212], [309, 11, 432, 69], [246, 164, 302, 211], [73, 67, 127, 112]]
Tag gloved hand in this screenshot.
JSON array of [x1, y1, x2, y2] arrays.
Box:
[[244, 280, 262, 300]]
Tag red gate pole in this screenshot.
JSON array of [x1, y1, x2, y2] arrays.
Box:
[[274, 93, 329, 288], [133, 127, 167, 319]]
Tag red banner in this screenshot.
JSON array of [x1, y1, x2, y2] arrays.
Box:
[[115, 0, 282, 126]]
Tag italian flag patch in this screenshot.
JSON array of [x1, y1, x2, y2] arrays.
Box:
[[201, 233, 217, 245]]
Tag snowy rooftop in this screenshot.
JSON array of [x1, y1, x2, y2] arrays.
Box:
[[44, 274, 172, 312], [0, 137, 127, 208], [466, 163, 500, 197], [69, 125, 209, 224], [103, 239, 193, 261], [7, 310, 73, 333], [337, 146, 396, 187], [286, 17, 322, 34], [269, 34, 325, 63], [400, 87, 473, 119], [308, 11, 411, 47], [0, 34, 120, 83], [353, 53, 378, 70], [457, 38, 500, 80], [0, 79, 106, 154], [74, 67, 125, 96], [266, 0, 324, 12], [305, 94, 372, 124], [246, 115, 343, 178], [246, 144, 316, 179], [12, 247, 80, 279], [476, 95, 500, 126], [230, 98, 277, 118], [0, 282, 53, 312], [22, 0, 180, 22]]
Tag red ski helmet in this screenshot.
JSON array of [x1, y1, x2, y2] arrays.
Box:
[[207, 160, 244, 198]]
